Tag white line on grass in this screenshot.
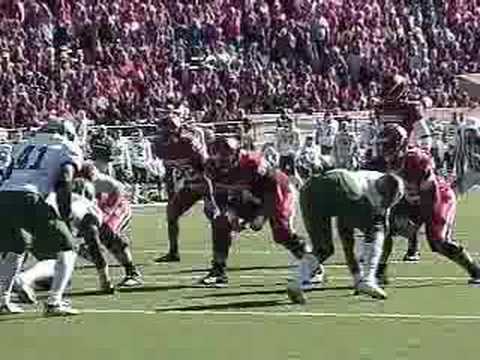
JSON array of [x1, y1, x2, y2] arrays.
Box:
[[69, 309, 480, 321], [73, 274, 470, 281], [162, 310, 480, 321]]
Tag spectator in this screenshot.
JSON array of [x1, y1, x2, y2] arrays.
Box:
[[0, 0, 479, 130]]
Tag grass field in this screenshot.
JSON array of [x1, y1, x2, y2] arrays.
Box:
[[4, 195, 480, 360]]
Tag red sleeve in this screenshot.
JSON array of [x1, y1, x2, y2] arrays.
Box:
[[403, 148, 434, 184], [239, 151, 268, 176]]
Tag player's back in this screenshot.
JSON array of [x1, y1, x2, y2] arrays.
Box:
[[1, 139, 82, 196]]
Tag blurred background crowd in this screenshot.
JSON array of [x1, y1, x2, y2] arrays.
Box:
[[0, 0, 480, 129]]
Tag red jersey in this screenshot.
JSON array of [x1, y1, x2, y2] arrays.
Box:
[[398, 147, 436, 204], [153, 129, 207, 184], [378, 100, 422, 136]]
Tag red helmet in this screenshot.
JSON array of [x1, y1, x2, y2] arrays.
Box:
[[382, 74, 408, 102], [378, 124, 408, 160], [212, 137, 240, 172], [79, 162, 97, 181], [402, 149, 431, 183]]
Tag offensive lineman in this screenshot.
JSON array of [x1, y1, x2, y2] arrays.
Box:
[[202, 137, 318, 296], [0, 118, 83, 315]]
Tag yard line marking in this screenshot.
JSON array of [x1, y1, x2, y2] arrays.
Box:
[[82, 309, 156, 315], [73, 274, 470, 281], [162, 310, 480, 321], [64, 309, 480, 321]]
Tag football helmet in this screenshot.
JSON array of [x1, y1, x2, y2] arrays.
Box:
[[72, 178, 96, 201], [211, 137, 241, 172], [36, 117, 77, 144], [382, 74, 408, 102], [79, 162, 98, 181], [377, 123, 409, 162]]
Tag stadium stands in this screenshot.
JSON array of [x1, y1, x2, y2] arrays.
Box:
[[0, 0, 479, 128]]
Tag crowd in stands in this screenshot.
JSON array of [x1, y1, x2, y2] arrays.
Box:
[[0, 0, 479, 129]]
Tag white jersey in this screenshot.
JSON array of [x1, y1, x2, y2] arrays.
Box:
[[333, 131, 358, 169], [71, 193, 103, 236], [94, 172, 126, 196], [262, 144, 280, 168], [316, 120, 339, 148], [128, 138, 153, 168], [111, 138, 131, 169], [1, 136, 83, 196], [0, 143, 13, 175], [276, 128, 300, 156], [410, 119, 432, 152], [331, 169, 403, 210]]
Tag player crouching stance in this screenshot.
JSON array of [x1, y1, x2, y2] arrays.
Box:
[[300, 169, 405, 300], [376, 124, 480, 285], [202, 138, 318, 302], [13, 177, 142, 303], [79, 163, 142, 290]]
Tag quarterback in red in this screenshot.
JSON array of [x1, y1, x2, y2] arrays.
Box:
[[201, 137, 316, 297], [152, 114, 214, 263], [377, 124, 480, 284]]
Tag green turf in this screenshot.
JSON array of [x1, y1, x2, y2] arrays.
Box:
[[3, 196, 480, 360]]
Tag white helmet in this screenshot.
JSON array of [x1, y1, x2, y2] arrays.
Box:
[[35, 117, 77, 144]]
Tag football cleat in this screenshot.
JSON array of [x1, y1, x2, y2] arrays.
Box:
[[77, 244, 95, 264], [352, 272, 363, 296], [403, 251, 421, 262], [287, 281, 307, 305], [310, 264, 326, 284], [13, 278, 37, 304], [99, 280, 115, 295], [468, 276, 480, 286], [198, 266, 228, 288], [0, 302, 24, 314], [375, 264, 390, 287], [44, 302, 80, 317], [117, 272, 143, 288], [357, 281, 388, 300], [154, 252, 180, 263]]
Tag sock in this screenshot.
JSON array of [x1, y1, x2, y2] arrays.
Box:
[[18, 259, 56, 287], [0, 252, 25, 305], [362, 235, 384, 285], [47, 251, 77, 306], [97, 266, 111, 288]]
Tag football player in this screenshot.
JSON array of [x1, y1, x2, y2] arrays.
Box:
[[202, 137, 317, 300], [332, 121, 359, 170], [454, 117, 480, 195], [300, 169, 405, 300], [14, 177, 142, 303], [0, 118, 82, 315], [295, 135, 332, 180], [261, 142, 280, 169], [275, 118, 302, 186], [0, 135, 13, 184], [128, 129, 153, 203], [153, 114, 218, 263], [315, 112, 338, 155], [80, 163, 142, 290], [376, 124, 480, 285], [111, 130, 132, 183]]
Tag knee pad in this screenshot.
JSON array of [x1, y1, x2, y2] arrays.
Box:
[[100, 224, 129, 253]]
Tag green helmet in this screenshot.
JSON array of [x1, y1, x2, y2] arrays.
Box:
[[72, 178, 96, 201]]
